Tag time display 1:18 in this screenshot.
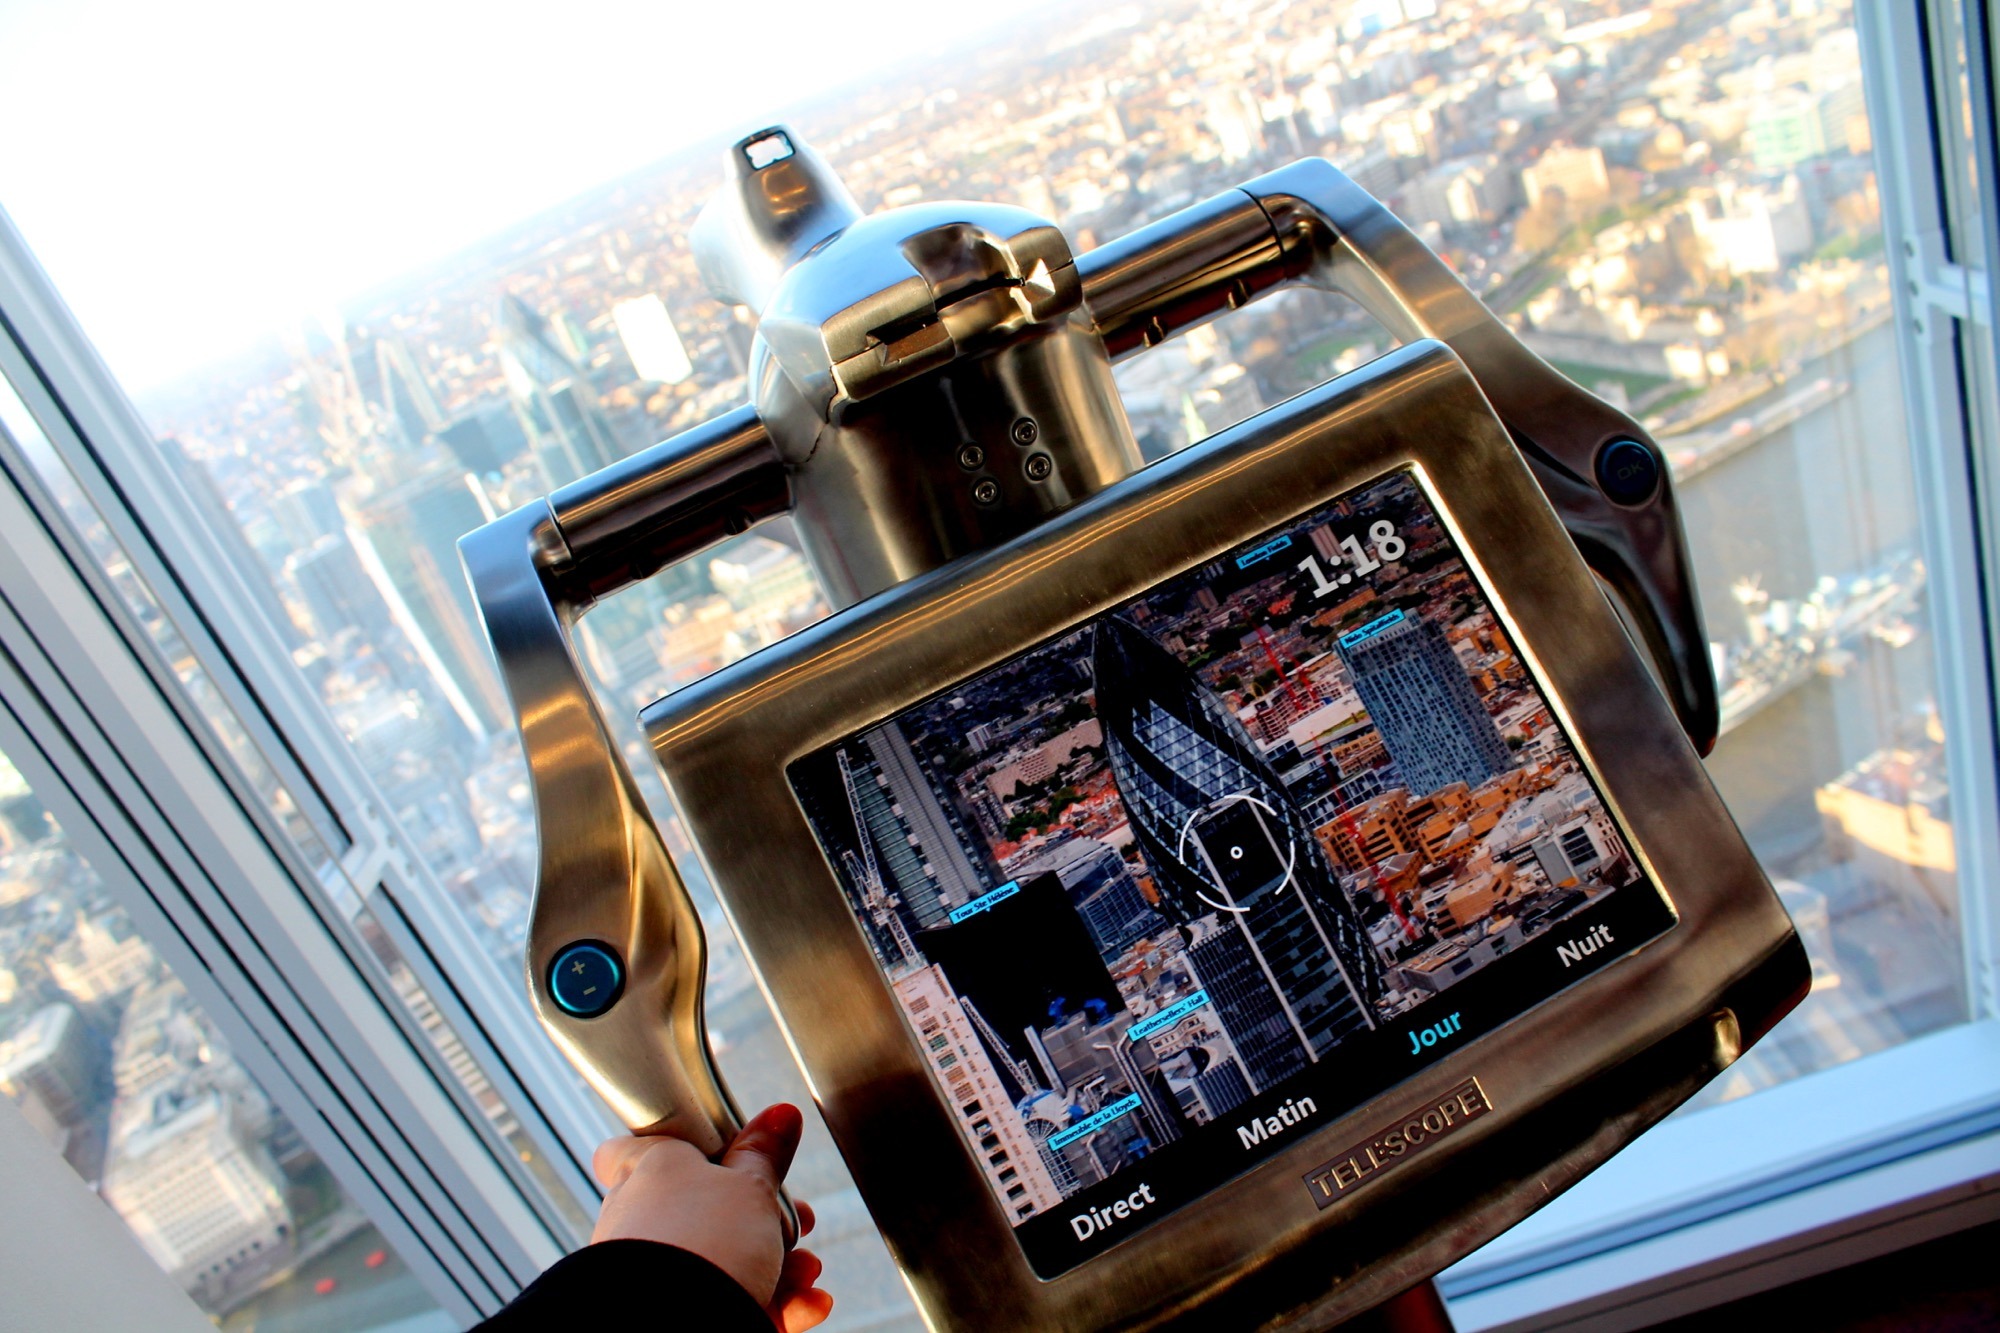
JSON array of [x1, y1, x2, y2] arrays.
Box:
[[1295, 519, 1407, 599]]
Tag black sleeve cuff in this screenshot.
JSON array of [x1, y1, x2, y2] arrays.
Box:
[[471, 1239, 770, 1330]]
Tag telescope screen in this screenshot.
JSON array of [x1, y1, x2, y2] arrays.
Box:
[[788, 468, 1674, 1276]]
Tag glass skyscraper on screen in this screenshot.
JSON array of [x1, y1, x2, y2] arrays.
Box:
[[1335, 610, 1513, 798], [1092, 615, 1381, 1090]]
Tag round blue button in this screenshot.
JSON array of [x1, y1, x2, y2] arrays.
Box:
[[1595, 438, 1662, 506], [549, 942, 624, 1018]]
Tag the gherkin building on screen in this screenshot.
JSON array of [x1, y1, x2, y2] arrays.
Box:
[[1091, 615, 1381, 1086]]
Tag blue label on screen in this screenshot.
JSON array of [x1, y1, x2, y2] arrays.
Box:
[[1338, 609, 1406, 647], [1049, 1094, 1144, 1149], [1127, 991, 1212, 1042], [949, 881, 1021, 923], [1234, 534, 1293, 570]]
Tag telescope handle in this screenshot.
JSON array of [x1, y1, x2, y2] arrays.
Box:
[[459, 407, 797, 1239], [1076, 159, 1719, 754]]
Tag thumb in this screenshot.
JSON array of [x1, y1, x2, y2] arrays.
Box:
[[719, 1103, 804, 1196]]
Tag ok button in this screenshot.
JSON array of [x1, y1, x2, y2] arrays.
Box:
[[549, 942, 624, 1018], [1595, 438, 1662, 506]]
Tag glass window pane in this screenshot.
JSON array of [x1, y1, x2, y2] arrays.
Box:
[[0, 364, 597, 1242], [0, 370, 343, 873], [0, 747, 448, 1330]]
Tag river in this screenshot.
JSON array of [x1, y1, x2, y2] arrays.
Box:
[[1676, 321, 1941, 860]]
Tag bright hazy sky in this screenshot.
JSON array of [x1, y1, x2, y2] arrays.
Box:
[[0, 0, 1051, 392]]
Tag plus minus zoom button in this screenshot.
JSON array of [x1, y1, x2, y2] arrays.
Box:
[[549, 942, 624, 1018]]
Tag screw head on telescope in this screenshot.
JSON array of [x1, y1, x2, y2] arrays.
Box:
[[548, 942, 624, 1018]]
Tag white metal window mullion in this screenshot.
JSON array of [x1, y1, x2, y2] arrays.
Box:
[[0, 449, 553, 1296], [0, 554, 496, 1324], [0, 443, 563, 1315], [0, 210, 615, 1216], [0, 327, 606, 1252], [0, 210, 357, 855], [357, 878, 609, 1238], [1950, 0, 2000, 1015], [357, 810, 618, 1209], [1859, 0, 2000, 1022]]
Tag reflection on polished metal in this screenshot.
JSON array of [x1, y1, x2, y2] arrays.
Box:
[[461, 125, 1794, 1329]]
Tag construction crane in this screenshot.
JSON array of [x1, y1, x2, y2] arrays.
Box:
[[838, 751, 920, 966], [960, 995, 1042, 1097]]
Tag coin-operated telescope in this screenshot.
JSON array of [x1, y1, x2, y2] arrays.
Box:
[[462, 128, 1807, 1331]]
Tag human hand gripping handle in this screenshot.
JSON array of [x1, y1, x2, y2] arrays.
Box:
[[592, 1103, 834, 1332]]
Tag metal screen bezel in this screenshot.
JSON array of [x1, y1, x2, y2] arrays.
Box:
[[642, 340, 1797, 1330]]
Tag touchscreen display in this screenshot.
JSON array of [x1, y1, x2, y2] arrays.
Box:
[[788, 468, 1673, 1276]]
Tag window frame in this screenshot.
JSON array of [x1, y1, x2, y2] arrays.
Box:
[[0, 212, 619, 1200], [0, 222, 610, 1320], [0, 0, 1991, 1325], [0, 452, 536, 1321]]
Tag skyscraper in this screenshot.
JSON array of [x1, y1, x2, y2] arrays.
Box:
[[496, 293, 624, 488], [611, 293, 695, 385], [893, 965, 1066, 1221], [1182, 916, 1312, 1092], [286, 533, 398, 647], [347, 467, 506, 735], [1009, 838, 1164, 958], [1092, 616, 1381, 1069], [578, 582, 673, 691], [1334, 610, 1513, 798], [368, 334, 447, 450], [861, 723, 989, 910], [289, 533, 469, 737], [798, 727, 981, 952], [155, 436, 300, 649], [438, 404, 531, 477]]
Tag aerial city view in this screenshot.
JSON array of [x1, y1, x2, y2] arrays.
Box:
[[793, 471, 1647, 1226], [0, 0, 1961, 1323]]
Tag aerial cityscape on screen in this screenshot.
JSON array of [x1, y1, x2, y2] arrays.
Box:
[[791, 470, 1645, 1228]]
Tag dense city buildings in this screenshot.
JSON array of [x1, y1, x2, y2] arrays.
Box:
[[88, 0, 1915, 1031], [0, 756, 418, 1323]]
